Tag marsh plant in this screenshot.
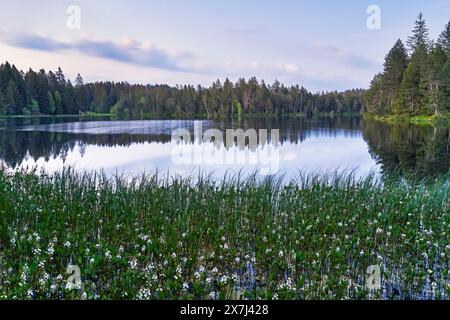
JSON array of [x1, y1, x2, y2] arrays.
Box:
[[0, 168, 448, 300]]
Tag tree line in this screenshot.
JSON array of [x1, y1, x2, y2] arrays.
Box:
[[0, 64, 365, 118], [365, 14, 450, 117]]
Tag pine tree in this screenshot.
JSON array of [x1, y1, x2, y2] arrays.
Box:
[[392, 14, 435, 116], [437, 21, 450, 55], [0, 90, 5, 115], [383, 39, 409, 112], [394, 43, 429, 115], [75, 73, 84, 87], [407, 13, 430, 53], [36, 69, 49, 114], [54, 90, 63, 115], [63, 80, 77, 114], [423, 45, 448, 116], [55, 67, 66, 87], [5, 80, 20, 115], [365, 73, 385, 114], [74, 74, 87, 112], [48, 91, 56, 115], [438, 60, 450, 113]]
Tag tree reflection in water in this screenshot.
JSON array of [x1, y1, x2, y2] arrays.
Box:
[[0, 116, 448, 179]]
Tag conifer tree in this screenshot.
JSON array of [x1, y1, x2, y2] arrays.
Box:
[[394, 43, 428, 115], [383, 39, 409, 112], [437, 21, 450, 55], [407, 13, 431, 53]]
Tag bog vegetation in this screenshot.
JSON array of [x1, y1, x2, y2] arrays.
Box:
[[0, 169, 448, 300]]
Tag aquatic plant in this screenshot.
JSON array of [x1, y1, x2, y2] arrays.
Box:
[[0, 168, 448, 300]]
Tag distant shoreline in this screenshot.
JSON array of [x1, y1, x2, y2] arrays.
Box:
[[3, 111, 448, 128], [364, 114, 450, 128], [3, 112, 449, 128], [0, 112, 363, 120]]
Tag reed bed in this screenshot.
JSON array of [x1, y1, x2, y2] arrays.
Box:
[[0, 168, 448, 300]]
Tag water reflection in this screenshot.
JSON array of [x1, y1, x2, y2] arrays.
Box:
[[363, 121, 450, 178], [0, 116, 448, 178]]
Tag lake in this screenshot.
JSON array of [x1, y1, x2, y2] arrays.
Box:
[[0, 116, 448, 179]]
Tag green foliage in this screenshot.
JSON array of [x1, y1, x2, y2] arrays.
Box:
[[54, 91, 62, 115], [383, 40, 409, 111], [438, 60, 450, 112], [234, 98, 243, 117], [48, 91, 56, 115], [0, 90, 4, 115], [407, 13, 430, 52], [437, 21, 450, 55], [111, 95, 131, 118], [0, 62, 365, 118], [29, 99, 39, 115], [0, 168, 448, 300], [365, 73, 386, 115], [367, 14, 450, 119]]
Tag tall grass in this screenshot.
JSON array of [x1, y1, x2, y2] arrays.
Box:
[[0, 168, 448, 300]]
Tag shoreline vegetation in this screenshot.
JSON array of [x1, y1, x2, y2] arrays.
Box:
[[1, 14, 447, 127], [0, 62, 365, 120], [365, 15, 450, 124], [0, 111, 362, 119], [0, 168, 448, 300], [364, 113, 450, 127], [2, 112, 449, 128]]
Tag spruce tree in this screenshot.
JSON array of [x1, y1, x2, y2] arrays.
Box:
[[383, 39, 409, 112], [0, 90, 5, 115], [394, 43, 428, 115], [437, 21, 450, 55], [393, 14, 432, 116], [48, 91, 56, 115], [423, 45, 448, 116], [365, 73, 385, 114], [407, 13, 431, 53], [438, 60, 450, 113]]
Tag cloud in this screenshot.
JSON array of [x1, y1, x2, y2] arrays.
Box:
[[249, 61, 300, 75], [283, 63, 299, 74], [0, 31, 192, 72], [314, 42, 378, 69]]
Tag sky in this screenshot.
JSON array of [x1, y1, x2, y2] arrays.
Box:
[[0, 0, 448, 92]]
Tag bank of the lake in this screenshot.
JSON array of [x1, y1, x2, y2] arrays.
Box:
[[0, 169, 448, 300], [0, 112, 115, 119], [364, 114, 450, 127]]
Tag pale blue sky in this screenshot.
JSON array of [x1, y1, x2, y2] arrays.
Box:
[[0, 0, 448, 91]]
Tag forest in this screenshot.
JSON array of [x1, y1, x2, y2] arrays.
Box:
[[0, 63, 364, 119], [365, 15, 450, 118], [1, 14, 448, 120]]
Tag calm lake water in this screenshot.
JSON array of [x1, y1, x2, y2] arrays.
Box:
[[0, 116, 448, 179]]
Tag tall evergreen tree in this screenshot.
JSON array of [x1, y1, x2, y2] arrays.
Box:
[[438, 60, 450, 113], [75, 73, 84, 87], [423, 44, 448, 115], [394, 43, 428, 115], [437, 21, 450, 55], [48, 91, 56, 115], [383, 39, 409, 112], [365, 73, 385, 114], [36, 69, 50, 114], [74, 74, 87, 113], [54, 90, 63, 115], [407, 13, 430, 53]]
